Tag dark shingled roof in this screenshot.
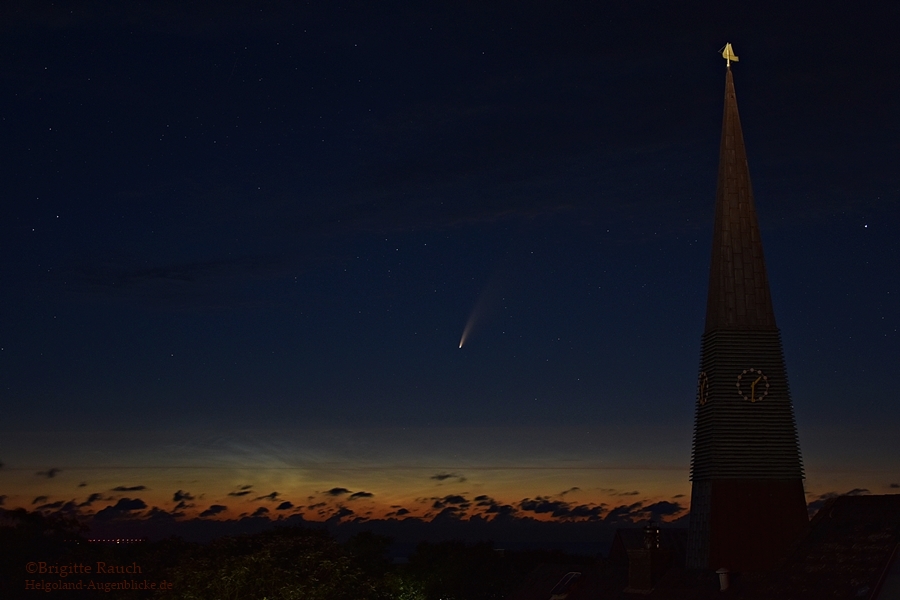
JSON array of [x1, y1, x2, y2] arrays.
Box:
[[746, 494, 900, 599], [704, 67, 776, 334], [647, 495, 900, 599]]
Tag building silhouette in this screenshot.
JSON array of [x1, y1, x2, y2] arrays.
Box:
[[509, 45, 900, 600], [685, 52, 809, 571]]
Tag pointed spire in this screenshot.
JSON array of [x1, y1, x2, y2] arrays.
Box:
[[704, 65, 777, 332], [688, 53, 807, 571]]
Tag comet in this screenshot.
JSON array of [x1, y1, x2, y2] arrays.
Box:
[[458, 278, 502, 349], [458, 312, 477, 348]]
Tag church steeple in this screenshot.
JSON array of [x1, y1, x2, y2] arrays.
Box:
[[704, 67, 777, 333], [686, 47, 808, 572]]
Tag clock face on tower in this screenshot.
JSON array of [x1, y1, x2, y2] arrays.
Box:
[[736, 368, 769, 402], [698, 371, 709, 405]]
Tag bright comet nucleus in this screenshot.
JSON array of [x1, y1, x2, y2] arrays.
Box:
[[458, 321, 473, 349]]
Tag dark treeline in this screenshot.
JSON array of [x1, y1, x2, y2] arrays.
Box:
[[1, 508, 594, 599]]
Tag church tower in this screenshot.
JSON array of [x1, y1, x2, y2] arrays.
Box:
[[686, 45, 808, 571]]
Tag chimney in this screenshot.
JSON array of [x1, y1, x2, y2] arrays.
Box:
[[716, 568, 730, 591]]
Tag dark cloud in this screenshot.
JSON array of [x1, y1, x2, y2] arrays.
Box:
[[349, 491, 374, 500], [846, 488, 870, 496], [109, 498, 147, 511], [430, 472, 466, 483], [276, 501, 294, 511], [36, 468, 61, 478], [602, 502, 644, 524], [470, 494, 518, 517], [112, 485, 147, 492], [35, 500, 78, 513], [145, 507, 183, 520], [519, 497, 564, 515], [252, 507, 269, 517], [432, 494, 470, 510], [441, 495, 468, 505], [518, 496, 604, 521], [891, 483, 900, 489], [0, 495, 6, 505], [254, 492, 280, 502], [432, 506, 465, 520], [560, 487, 580, 496], [173, 490, 195, 502], [228, 485, 254, 496], [32, 496, 49, 505], [329, 506, 355, 521], [325, 487, 351, 497], [78, 482, 87, 487], [93, 498, 148, 520], [643, 501, 685, 519], [458, 494, 510, 517], [78, 493, 104, 507], [566, 505, 605, 520], [599, 488, 641, 497], [172, 490, 196, 510], [485, 503, 518, 517], [199, 505, 228, 518], [394, 508, 410, 516], [673, 494, 685, 498]]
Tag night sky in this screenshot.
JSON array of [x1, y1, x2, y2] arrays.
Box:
[[1, 1, 898, 543]]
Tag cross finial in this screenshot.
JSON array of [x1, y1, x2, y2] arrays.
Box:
[[720, 43, 739, 68]]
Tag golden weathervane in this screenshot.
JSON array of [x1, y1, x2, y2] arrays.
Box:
[[720, 43, 739, 67]]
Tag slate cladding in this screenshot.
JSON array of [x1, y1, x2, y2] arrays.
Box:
[[686, 65, 807, 571]]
